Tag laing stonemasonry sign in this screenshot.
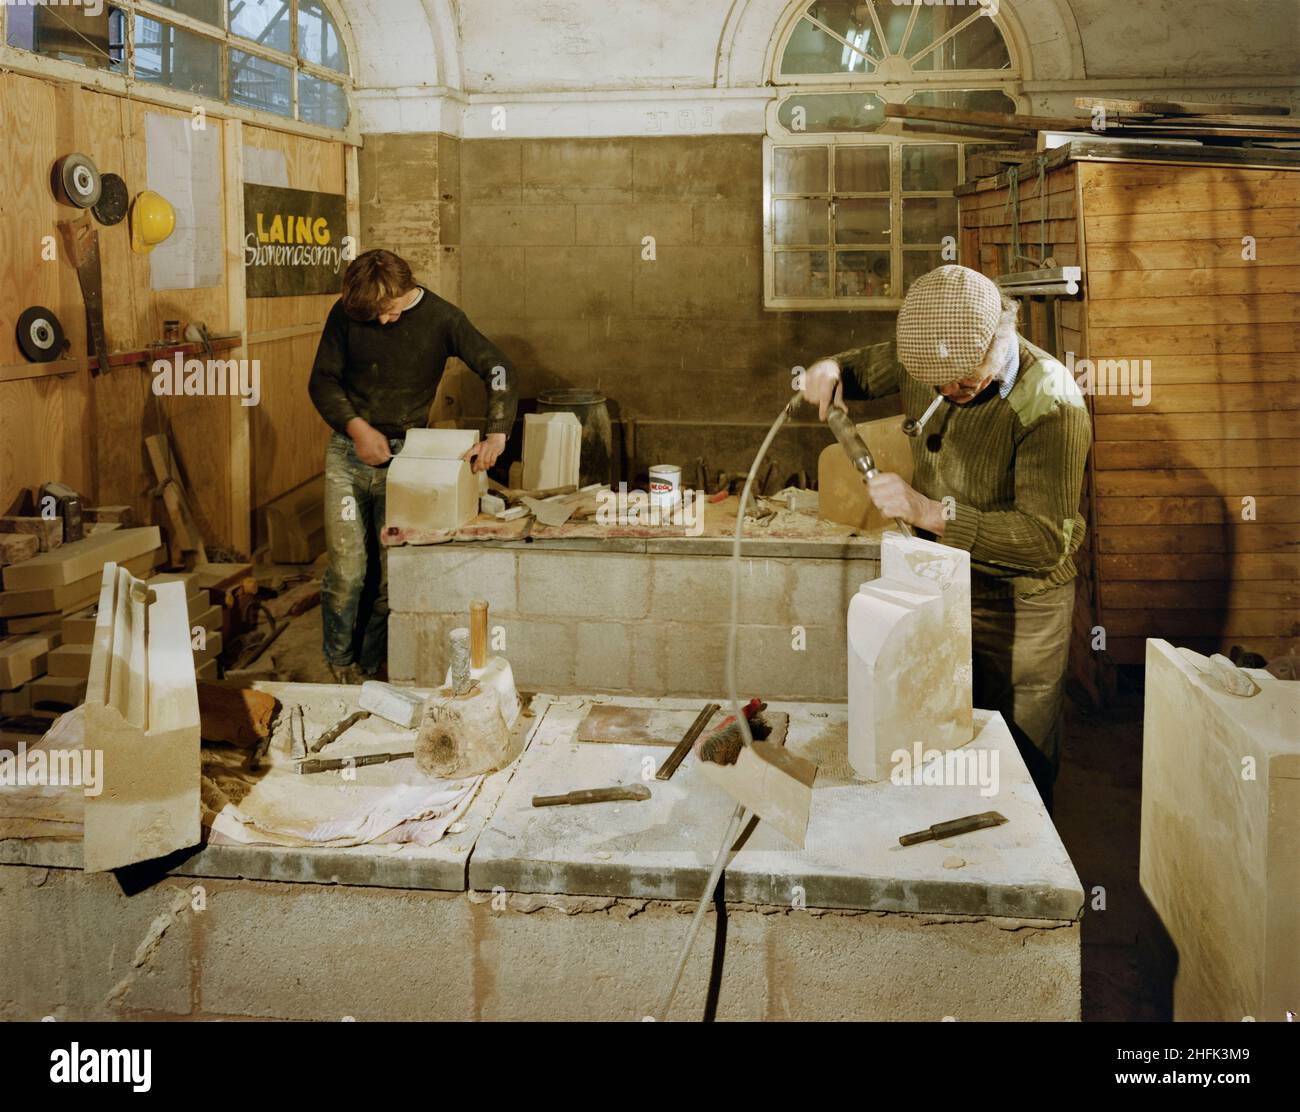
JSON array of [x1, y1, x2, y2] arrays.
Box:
[[243, 184, 351, 297]]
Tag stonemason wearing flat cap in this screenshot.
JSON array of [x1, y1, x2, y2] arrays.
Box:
[[802, 264, 1091, 811]]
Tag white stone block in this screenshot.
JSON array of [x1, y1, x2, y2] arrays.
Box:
[[387, 429, 480, 534], [521, 412, 580, 491], [847, 532, 973, 781], [359, 681, 426, 729], [1141, 639, 1299, 1021]]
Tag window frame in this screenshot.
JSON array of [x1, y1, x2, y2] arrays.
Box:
[[0, 0, 358, 142], [764, 131, 987, 311], [763, 0, 1023, 311]]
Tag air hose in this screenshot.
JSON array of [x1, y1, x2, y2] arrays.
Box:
[[653, 396, 801, 1021]]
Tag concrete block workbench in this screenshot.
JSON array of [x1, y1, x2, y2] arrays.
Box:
[[388, 508, 884, 701], [0, 687, 1084, 1022]]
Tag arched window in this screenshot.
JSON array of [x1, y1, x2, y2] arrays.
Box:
[[765, 0, 1021, 309], [2, 0, 352, 131]]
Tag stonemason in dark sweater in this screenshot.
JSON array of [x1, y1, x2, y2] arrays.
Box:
[[307, 249, 518, 684], [309, 288, 518, 441]]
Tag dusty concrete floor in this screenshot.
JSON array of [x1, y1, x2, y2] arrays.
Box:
[[1056, 675, 1173, 1022], [264, 599, 1167, 1021]]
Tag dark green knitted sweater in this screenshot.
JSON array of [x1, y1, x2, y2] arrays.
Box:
[[833, 337, 1092, 600]]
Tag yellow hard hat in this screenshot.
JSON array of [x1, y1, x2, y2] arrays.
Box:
[[130, 190, 176, 254]]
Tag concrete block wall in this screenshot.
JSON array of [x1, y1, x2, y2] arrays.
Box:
[[388, 545, 879, 700], [0, 864, 1079, 1021], [356, 132, 905, 480]]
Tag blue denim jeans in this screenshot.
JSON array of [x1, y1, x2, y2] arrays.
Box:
[[321, 432, 404, 674]]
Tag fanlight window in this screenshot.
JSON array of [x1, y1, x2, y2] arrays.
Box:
[[778, 0, 1011, 80]]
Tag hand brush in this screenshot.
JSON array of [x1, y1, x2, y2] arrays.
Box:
[[694, 698, 769, 765]]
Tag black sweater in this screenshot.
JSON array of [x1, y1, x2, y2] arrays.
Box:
[[308, 288, 518, 440]]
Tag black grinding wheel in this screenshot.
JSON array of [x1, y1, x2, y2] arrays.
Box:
[[16, 306, 66, 364], [92, 173, 129, 226]]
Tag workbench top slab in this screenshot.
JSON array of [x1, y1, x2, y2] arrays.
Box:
[[469, 695, 1085, 920]]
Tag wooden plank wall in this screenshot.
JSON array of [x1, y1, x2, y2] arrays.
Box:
[[1082, 160, 1300, 665], [0, 71, 352, 552], [245, 127, 345, 520], [0, 73, 230, 538], [960, 165, 1110, 700]]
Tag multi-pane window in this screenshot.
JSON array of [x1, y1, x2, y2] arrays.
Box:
[[2, 0, 351, 130], [767, 139, 983, 305], [766, 0, 1019, 309]]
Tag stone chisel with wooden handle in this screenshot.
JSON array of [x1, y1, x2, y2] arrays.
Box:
[[898, 811, 1007, 846], [296, 751, 414, 775], [532, 785, 652, 808]]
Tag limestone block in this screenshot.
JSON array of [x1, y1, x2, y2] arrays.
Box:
[[1140, 639, 1299, 1021], [46, 643, 93, 679], [521, 412, 580, 491], [1, 527, 161, 591], [847, 532, 973, 781], [818, 415, 913, 532], [360, 680, 426, 729], [695, 742, 817, 848], [0, 630, 62, 690], [386, 429, 480, 535], [83, 564, 202, 873]]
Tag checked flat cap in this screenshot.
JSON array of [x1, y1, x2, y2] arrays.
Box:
[[896, 265, 1003, 386]]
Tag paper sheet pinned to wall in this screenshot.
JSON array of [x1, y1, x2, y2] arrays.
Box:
[[145, 113, 223, 290]]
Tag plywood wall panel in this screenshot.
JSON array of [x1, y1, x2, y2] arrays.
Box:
[[1093, 383, 1295, 414], [1080, 147, 1298, 671], [0, 71, 352, 551], [1090, 266, 1300, 299], [249, 333, 331, 508]]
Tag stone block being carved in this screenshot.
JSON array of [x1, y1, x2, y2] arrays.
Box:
[[386, 429, 481, 535], [84, 563, 201, 872], [1141, 639, 1299, 1021], [521, 412, 580, 492], [847, 532, 973, 781], [818, 415, 913, 533]]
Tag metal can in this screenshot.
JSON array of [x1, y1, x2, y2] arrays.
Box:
[[649, 464, 681, 508]]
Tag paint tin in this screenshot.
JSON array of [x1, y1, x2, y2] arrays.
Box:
[[649, 464, 681, 508]]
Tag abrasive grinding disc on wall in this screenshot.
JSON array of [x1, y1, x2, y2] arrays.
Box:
[[16, 306, 67, 364], [51, 152, 103, 209], [92, 172, 129, 226]]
